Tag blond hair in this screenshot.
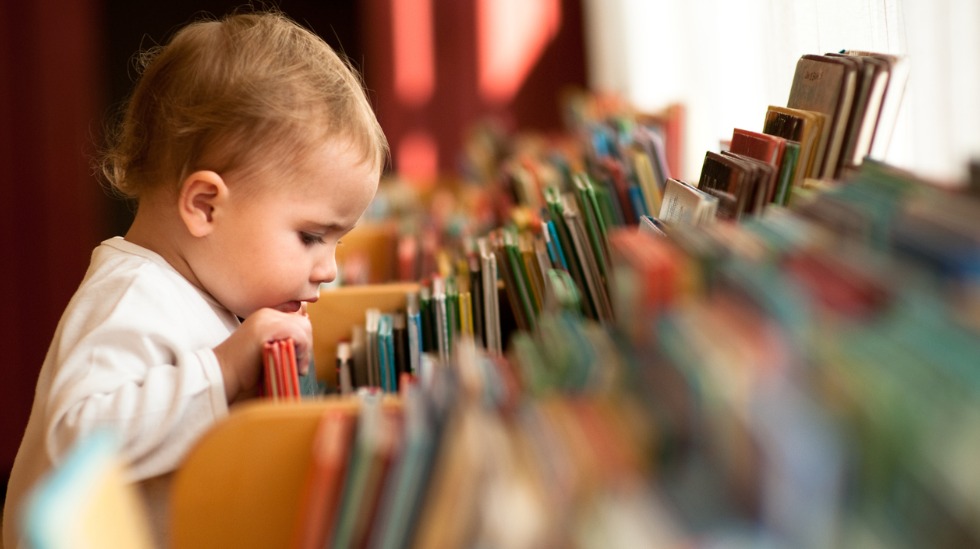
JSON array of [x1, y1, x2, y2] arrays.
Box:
[[102, 10, 388, 199]]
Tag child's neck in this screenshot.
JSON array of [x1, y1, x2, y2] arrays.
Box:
[[125, 195, 200, 291]]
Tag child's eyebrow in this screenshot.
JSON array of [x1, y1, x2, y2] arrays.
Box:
[[306, 222, 357, 235]]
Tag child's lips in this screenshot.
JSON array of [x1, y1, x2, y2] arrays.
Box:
[[274, 301, 303, 313]]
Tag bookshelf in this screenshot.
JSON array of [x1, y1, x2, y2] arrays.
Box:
[[306, 282, 420, 389], [171, 399, 400, 549], [160, 53, 980, 548]]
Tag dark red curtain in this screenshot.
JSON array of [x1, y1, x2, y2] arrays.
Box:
[[0, 0, 107, 477]]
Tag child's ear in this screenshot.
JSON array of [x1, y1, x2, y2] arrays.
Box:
[[178, 170, 228, 237]]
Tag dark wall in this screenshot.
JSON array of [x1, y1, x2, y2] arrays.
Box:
[[0, 0, 586, 485]]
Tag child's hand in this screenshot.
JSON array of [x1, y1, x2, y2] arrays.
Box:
[[212, 306, 313, 402]]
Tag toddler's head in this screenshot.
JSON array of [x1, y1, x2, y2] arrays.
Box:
[[103, 10, 388, 199], [104, 11, 388, 318]]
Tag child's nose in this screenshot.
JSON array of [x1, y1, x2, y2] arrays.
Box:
[[311, 250, 337, 285]]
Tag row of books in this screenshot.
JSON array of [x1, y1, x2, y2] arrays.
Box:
[[319, 184, 623, 392], [273, 44, 980, 545], [320, 50, 910, 395], [291, 330, 669, 549], [330, 269, 503, 395], [324, 99, 686, 347], [611, 158, 980, 547], [288, 154, 980, 547], [789, 51, 908, 180], [321, 203, 608, 395], [276, 99, 690, 545], [272, 131, 980, 549], [475, 91, 683, 226], [337, 98, 681, 289], [346, 51, 908, 335], [658, 51, 909, 225]]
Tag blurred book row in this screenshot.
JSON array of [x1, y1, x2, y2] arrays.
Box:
[[264, 49, 980, 548], [292, 156, 980, 547]]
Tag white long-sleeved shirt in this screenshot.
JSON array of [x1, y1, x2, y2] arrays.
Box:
[[3, 237, 237, 548]]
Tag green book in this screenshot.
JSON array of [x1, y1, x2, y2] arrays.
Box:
[[445, 277, 459, 353], [775, 140, 801, 206], [573, 173, 611, 282], [503, 228, 538, 330], [592, 183, 619, 231], [545, 187, 596, 320], [419, 285, 434, 353], [561, 194, 614, 323]]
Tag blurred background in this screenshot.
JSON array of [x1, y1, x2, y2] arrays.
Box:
[[1, 0, 978, 503]]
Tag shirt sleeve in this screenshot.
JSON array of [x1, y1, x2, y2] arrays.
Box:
[[41, 269, 232, 481]]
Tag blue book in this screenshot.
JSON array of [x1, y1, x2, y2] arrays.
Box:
[[628, 183, 650, 219], [545, 219, 569, 271], [406, 292, 422, 376], [377, 313, 395, 392]]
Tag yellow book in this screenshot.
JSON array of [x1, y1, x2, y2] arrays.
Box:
[[631, 148, 663, 217]]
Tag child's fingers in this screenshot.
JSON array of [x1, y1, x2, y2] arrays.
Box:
[[243, 307, 314, 374], [295, 345, 311, 375], [283, 311, 313, 375]]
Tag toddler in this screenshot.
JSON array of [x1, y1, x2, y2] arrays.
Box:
[[3, 10, 387, 548]]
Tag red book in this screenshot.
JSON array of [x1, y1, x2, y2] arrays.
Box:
[[261, 338, 301, 400], [291, 410, 357, 549], [273, 340, 287, 398], [281, 339, 300, 398], [731, 128, 785, 167], [262, 341, 276, 399], [730, 128, 786, 203]]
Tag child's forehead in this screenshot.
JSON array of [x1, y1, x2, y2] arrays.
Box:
[[287, 136, 380, 180], [230, 134, 378, 187]]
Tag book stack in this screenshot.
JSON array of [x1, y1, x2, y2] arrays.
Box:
[[181, 152, 980, 546], [325, 61, 975, 544], [262, 339, 301, 401], [261, 338, 323, 400], [320, 50, 910, 396], [280, 153, 980, 547], [289, 332, 673, 549], [787, 51, 908, 180], [306, 96, 686, 395], [653, 51, 909, 225]]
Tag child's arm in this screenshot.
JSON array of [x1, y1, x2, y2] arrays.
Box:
[[212, 307, 313, 402]]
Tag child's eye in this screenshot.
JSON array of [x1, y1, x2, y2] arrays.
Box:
[[300, 232, 326, 246]]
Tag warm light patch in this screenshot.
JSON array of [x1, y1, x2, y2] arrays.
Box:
[[393, 0, 435, 106], [397, 131, 439, 183], [477, 0, 561, 103]]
